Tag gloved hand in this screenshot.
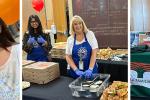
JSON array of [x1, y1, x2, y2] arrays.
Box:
[[84, 69, 93, 79], [75, 69, 84, 77], [37, 36, 46, 44], [27, 37, 36, 45]]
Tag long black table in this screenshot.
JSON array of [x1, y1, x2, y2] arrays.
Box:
[[23, 76, 99, 100], [97, 59, 127, 82], [52, 58, 128, 82], [131, 96, 150, 100]]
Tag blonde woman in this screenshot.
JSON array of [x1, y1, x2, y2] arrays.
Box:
[[66, 15, 98, 79], [0, 18, 20, 99]]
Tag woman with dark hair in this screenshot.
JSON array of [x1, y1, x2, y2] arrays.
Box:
[[0, 18, 20, 99], [23, 15, 52, 61]]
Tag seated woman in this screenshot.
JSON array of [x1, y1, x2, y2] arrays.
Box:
[[0, 18, 20, 99], [23, 15, 52, 62]]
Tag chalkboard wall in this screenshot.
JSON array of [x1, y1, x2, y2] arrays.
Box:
[[72, 0, 127, 49]]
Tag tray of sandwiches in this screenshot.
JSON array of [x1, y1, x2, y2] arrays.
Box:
[[96, 47, 128, 61], [100, 81, 128, 100]]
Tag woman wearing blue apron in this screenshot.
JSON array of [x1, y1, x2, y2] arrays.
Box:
[[66, 15, 99, 79], [23, 15, 52, 62]]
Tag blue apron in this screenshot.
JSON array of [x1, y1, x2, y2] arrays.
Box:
[[27, 35, 48, 62], [68, 33, 98, 78]]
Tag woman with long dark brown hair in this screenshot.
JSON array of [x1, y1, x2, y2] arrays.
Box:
[[0, 18, 20, 99], [23, 15, 52, 61]]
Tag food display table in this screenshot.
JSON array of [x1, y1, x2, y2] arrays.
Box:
[[52, 58, 128, 82], [23, 76, 99, 100], [97, 59, 127, 82]]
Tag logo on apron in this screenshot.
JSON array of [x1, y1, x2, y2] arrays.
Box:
[[77, 47, 87, 59], [33, 41, 39, 48]]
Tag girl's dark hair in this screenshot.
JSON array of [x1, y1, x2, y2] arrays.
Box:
[[0, 18, 16, 51], [27, 15, 43, 36]]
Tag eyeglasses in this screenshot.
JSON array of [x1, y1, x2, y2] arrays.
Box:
[[31, 21, 37, 23]]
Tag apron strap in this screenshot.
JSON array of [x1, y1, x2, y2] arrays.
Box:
[[84, 33, 88, 42], [74, 33, 87, 45], [73, 34, 76, 45]]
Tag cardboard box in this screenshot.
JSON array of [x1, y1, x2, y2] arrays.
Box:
[[22, 60, 35, 67], [50, 42, 66, 59], [23, 62, 60, 84]]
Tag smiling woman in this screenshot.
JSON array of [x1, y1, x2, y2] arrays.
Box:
[[66, 15, 99, 79], [23, 15, 52, 62], [0, 18, 20, 99]]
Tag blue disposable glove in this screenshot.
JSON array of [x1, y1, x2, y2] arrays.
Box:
[[37, 36, 46, 44], [75, 69, 84, 77], [27, 37, 36, 45], [84, 69, 93, 79]]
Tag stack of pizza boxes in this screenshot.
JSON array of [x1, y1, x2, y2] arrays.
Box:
[[23, 61, 60, 84], [50, 42, 66, 59], [22, 60, 35, 67]]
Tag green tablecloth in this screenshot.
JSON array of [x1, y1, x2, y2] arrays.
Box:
[[131, 85, 150, 97], [131, 52, 150, 64], [131, 51, 150, 97]]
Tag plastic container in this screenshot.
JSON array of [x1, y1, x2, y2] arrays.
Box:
[[69, 74, 110, 98]]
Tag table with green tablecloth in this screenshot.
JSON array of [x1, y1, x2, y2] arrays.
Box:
[[131, 52, 150, 64], [131, 51, 150, 98]]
